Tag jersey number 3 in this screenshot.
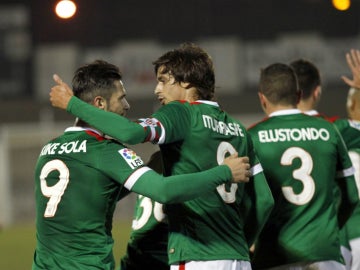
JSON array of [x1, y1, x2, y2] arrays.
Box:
[[281, 147, 315, 205]]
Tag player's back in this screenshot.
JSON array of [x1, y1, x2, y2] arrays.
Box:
[[248, 112, 347, 268], [33, 127, 121, 270], [155, 101, 252, 263], [334, 119, 360, 244]]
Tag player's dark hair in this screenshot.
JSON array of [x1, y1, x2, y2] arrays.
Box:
[[259, 63, 300, 106], [153, 42, 215, 101], [290, 59, 321, 100], [72, 60, 122, 103]]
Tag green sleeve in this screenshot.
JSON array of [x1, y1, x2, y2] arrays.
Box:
[[335, 128, 360, 227], [337, 175, 359, 228], [241, 140, 274, 247], [67, 96, 147, 144], [152, 101, 191, 143], [242, 170, 274, 247], [131, 165, 232, 204]]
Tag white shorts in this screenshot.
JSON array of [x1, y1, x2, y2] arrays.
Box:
[[340, 245, 352, 270], [350, 237, 360, 270], [264, 260, 346, 270], [170, 260, 251, 270]]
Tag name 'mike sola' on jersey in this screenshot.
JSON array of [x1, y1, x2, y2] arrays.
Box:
[[39, 140, 87, 156], [39, 140, 144, 170]]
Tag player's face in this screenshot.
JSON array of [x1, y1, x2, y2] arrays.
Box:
[[154, 66, 186, 105], [108, 80, 130, 116]]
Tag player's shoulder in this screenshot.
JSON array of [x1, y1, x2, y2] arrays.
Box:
[[247, 116, 271, 132], [156, 100, 190, 114]]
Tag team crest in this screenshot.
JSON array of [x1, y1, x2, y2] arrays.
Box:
[[138, 118, 160, 127], [118, 148, 144, 169]]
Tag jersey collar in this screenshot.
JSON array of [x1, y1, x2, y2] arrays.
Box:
[[193, 100, 219, 107], [269, 109, 302, 118], [304, 110, 319, 116], [65, 126, 102, 136]]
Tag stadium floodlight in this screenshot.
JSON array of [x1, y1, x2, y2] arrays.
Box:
[[332, 0, 351, 11], [55, 0, 77, 19]]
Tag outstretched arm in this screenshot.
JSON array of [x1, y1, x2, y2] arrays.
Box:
[[342, 49, 360, 89], [131, 154, 251, 204]]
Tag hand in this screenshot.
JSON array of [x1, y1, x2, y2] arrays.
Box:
[[341, 49, 360, 89], [223, 154, 251, 183], [50, 74, 74, 109]]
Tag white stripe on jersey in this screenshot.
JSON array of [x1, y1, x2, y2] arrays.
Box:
[[124, 167, 151, 190], [251, 163, 263, 176], [337, 166, 355, 178], [138, 117, 166, 144], [157, 123, 166, 144]]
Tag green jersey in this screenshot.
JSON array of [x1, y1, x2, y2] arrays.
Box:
[[33, 127, 235, 270], [120, 151, 169, 270], [66, 97, 274, 265], [334, 119, 360, 241], [152, 101, 270, 264], [120, 195, 168, 270], [248, 110, 358, 269]]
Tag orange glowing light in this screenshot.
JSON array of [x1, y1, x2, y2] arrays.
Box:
[[332, 0, 351, 11], [55, 0, 77, 19]]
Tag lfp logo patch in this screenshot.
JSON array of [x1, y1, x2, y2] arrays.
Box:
[[118, 148, 144, 169]]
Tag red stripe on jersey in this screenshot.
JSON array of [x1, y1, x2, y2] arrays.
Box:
[[85, 130, 106, 141], [247, 116, 270, 130], [177, 100, 187, 104], [179, 261, 186, 270], [190, 101, 202, 105]]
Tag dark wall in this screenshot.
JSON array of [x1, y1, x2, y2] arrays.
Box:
[[29, 0, 360, 46]]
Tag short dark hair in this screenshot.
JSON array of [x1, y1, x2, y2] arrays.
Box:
[[290, 59, 321, 100], [259, 63, 300, 106], [72, 60, 122, 103], [153, 42, 215, 101]]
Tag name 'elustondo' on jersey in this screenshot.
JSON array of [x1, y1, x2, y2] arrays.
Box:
[[258, 127, 330, 143], [202, 114, 245, 137]]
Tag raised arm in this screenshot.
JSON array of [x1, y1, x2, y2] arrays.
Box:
[[50, 74, 148, 145], [50, 74, 74, 109], [342, 49, 360, 89]]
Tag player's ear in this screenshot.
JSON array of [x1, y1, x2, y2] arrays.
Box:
[[94, 96, 107, 110], [258, 92, 265, 102], [314, 86, 321, 100], [180, 81, 190, 89]]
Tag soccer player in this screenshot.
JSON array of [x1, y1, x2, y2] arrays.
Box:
[[289, 58, 338, 121], [32, 60, 251, 270], [290, 58, 351, 269], [247, 63, 359, 270], [49, 43, 274, 270], [336, 48, 360, 270], [119, 150, 169, 270]]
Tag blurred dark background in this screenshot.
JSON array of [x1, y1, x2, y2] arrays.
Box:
[[1, 0, 360, 122], [0, 0, 360, 240]]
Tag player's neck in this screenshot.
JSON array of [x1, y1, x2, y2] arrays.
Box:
[[297, 100, 315, 112], [74, 119, 104, 135], [266, 104, 297, 115], [185, 88, 200, 102]]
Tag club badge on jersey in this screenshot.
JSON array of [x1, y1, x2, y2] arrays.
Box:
[[137, 117, 163, 143], [118, 148, 144, 169]]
